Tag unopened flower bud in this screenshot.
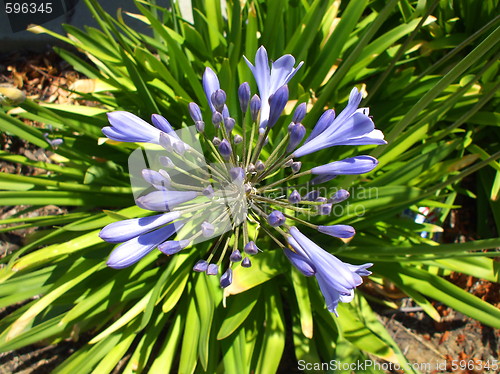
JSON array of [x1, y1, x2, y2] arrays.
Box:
[[195, 120, 205, 132], [233, 134, 243, 144], [244, 241, 259, 255], [267, 85, 288, 128], [211, 89, 226, 112], [284, 158, 294, 167], [267, 210, 286, 227], [220, 268, 233, 288], [250, 94, 261, 122], [292, 102, 307, 123], [224, 117, 235, 132], [230, 249, 242, 262], [218, 139, 232, 160], [212, 137, 221, 146], [287, 122, 306, 152], [291, 161, 302, 173], [206, 263, 219, 275], [255, 160, 265, 171], [159, 156, 174, 168], [238, 82, 251, 113], [329, 189, 350, 204], [193, 260, 208, 272], [288, 189, 301, 204], [212, 111, 223, 127], [241, 257, 252, 267], [203, 185, 215, 198], [230, 167, 245, 182], [201, 221, 215, 237], [188, 102, 203, 122], [318, 203, 332, 215]]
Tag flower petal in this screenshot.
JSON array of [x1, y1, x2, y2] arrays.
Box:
[[106, 222, 178, 269], [136, 190, 199, 211], [311, 156, 378, 176], [99, 211, 181, 243], [104, 111, 161, 143]]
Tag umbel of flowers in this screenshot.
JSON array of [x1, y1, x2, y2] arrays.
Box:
[[99, 46, 386, 315]]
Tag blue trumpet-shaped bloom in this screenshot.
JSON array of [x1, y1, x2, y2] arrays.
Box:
[[286, 226, 372, 314], [245, 46, 303, 129], [294, 88, 386, 157]]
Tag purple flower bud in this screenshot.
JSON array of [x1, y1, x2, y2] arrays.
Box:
[[238, 82, 251, 113], [250, 94, 261, 122], [218, 139, 232, 160], [316, 197, 327, 203], [292, 102, 307, 123], [193, 260, 209, 272], [220, 268, 233, 288], [173, 141, 186, 155], [234, 134, 243, 144], [241, 257, 252, 267], [212, 111, 223, 126], [303, 191, 320, 201], [158, 239, 190, 255], [142, 168, 171, 189], [206, 263, 219, 275], [291, 161, 302, 173], [267, 210, 286, 227], [288, 189, 301, 204], [212, 137, 221, 146], [318, 203, 332, 215], [247, 163, 256, 173], [159, 156, 174, 168], [201, 221, 215, 237], [224, 117, 236, 132], [230, 249, 242, 262], [44, 133, 64, 148], [188, 102, 203, 122], [159, 132, 173, 151], [284, 158, 294, 167], [287, 122, 306, 152], [329, 189, 350, 204], [255, 160, 265, 171], [230, 167, 245, 182], [244, 241, 259, 255], [203, 185, 215, 198], [318, 225, 355, 239], [222, 104, 230, 119], [211, 89, 226, 112], [267, 85, 288, 128], [195, 121, 205, 133]]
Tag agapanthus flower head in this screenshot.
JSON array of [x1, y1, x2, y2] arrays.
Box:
[[99, 46, 385, 313]]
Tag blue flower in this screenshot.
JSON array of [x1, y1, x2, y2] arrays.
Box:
[[286, 226, 372, 315], [294, 88, 386, 157], [244, 46, 303, 128], [99, 46, 385, 311]]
